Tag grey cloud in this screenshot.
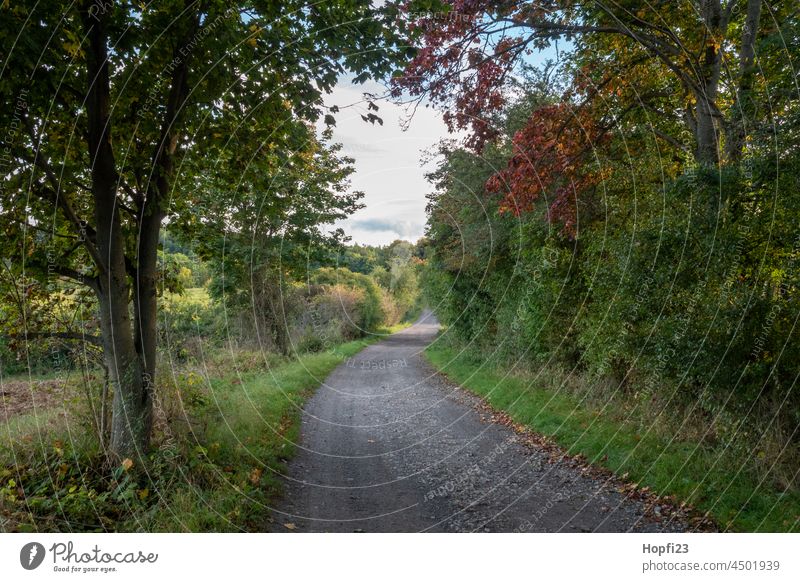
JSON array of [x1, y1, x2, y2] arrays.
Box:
[[351, 218, 424, 239]]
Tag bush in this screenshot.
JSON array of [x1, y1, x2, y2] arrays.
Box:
[[159, 287, 222, 360], [423, 137, 800, 492], [310, 267, 386, 331]]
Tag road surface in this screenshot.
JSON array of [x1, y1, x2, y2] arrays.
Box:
[[271, 311, 685, 532]]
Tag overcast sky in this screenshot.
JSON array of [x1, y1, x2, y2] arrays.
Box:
[[318, 79, 450, 247], [318, 43, 568, 247]]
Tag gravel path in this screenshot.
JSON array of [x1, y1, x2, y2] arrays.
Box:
[[271, 311, 686, 532]]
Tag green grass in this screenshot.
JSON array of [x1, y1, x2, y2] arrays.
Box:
[[142, 330, 401, 532], [1, 409, 65, 449], [1, 326, 403, 532], [425, 343, 800, 532], [163, 286, 211, 306]]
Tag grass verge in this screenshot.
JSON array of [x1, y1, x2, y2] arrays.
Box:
[[425, 342, 799, 532], [142, 335, 384, 531], [1, 329, 402, 532]]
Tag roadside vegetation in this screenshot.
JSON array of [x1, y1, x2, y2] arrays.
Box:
[[406, 0, 799, 532], [1, 237, 424, 532], [426, 343, 799, 532]]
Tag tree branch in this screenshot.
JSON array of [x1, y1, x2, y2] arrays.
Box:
[[26, 180, 104, 269], [52, 265, 100, 293], [651, 127, 691, 153], [20, 115, 104, 268]]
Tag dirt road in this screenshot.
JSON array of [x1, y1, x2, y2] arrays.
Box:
[[271, 312, 685, 532]]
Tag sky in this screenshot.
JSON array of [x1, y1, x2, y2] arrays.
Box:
[[318, 43, 570, 247], [317, 78, 450, 247]]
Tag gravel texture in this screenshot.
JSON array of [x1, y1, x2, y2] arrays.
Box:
[[271, 312, 688, 533]]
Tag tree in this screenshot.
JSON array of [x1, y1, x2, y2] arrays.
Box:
[[197, 128, 364, 355], [0, 1, 402, 460], [393, 0, 783, 167]]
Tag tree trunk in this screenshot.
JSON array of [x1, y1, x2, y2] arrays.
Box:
[[694, 0, 724, 166], [269, 286, 290, 356], [695, 83, 720, 166], [83, 7, 153, 461], [99, 287, 151, 460], [257, 272, 290, 355], [725, 0, 762, 164], [132, 209, 163, 447], [100, 363, 110, 447]]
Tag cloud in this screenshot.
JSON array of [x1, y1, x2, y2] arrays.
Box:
[[335, 133, 387, 156], [318, 48, 566, 245], [317, 79, 450, 245], [351, 218, 424, 240]]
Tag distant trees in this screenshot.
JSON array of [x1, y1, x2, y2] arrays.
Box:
[[368, 240, 422, 320]]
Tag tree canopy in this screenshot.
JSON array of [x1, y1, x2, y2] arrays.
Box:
[[0, 0, 405, 459]]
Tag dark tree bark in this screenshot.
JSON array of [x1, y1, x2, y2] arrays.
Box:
[[80, 3, 196, 460], [725, 0, 762, 164], [82, 8, 150, 460], [692, 0, 726, 166]]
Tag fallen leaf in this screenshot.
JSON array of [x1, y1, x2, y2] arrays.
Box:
[[283, 522, 297, 530], [249, 467, 263, 485]]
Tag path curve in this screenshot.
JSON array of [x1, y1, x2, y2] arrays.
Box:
[[271, 311, 685, 533]]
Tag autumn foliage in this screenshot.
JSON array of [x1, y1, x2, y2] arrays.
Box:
[[393, 0, 547, 150], [395, 1, 609, 234], [486, 103, 607, 234]]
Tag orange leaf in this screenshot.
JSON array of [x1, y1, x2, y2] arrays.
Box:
[[249, 467, 263, 485]]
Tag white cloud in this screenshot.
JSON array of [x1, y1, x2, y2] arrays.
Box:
[[318, 78, 450, 246]]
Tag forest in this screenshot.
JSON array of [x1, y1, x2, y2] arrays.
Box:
[[1, 0, 798, 534], [413, 0, 799, 531]]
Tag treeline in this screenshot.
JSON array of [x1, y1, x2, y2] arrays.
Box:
[[405, 1, 799, 500], [157, 236, 425, 361], [1, 232, 424, 375]]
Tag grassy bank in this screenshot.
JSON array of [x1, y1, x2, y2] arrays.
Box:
[[425, 343, 799, 533], [143, 335, 387, 531], [1, 329, 401, 532]]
